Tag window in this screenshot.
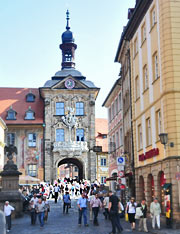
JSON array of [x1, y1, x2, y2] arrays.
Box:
[[28, 133, 36, 147], [56, 129, 65, 142], [151, 7, 156, 28], [101, 158, 106, 166], [28, 164, 37, 177], [143, 65, 148, 91], [119, 93, 122, 110], [101, 176, 106, 184], [138, 124, 142, 150], [141, 23, 146, 43], [108, 107, 111, 122], [7, 133, 15, 145], [116, 131, 119, 149], [112, 103, 115, 119], [76, 102, 84, 116], [56, 102, 64, 115], [153, 52, 159, 81], [76, 129, 84, 141], [26, 93, 35, 102], [115, 98, 118, 115], [134, 37, 138, 56], [6, 107, 16, 120], [135, 76, 140, 99], [25, 107, 35, 120], [119, 128, 123, 146], [146, 118, 151, 146], [74, 166, 78, 172], [156, 110, 162, 139]]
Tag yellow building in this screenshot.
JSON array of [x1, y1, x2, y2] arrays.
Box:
[[115, 0, 180, 225], [0, 117, 6, 172]]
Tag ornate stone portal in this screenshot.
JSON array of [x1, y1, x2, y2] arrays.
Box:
[[0, 145, 23, 217]]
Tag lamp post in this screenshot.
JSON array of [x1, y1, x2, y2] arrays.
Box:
[[159, 133, 168, 149]]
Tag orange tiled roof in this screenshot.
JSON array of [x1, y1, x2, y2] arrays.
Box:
[[0, 88, 44, 124], [95, 118, 108, 152]]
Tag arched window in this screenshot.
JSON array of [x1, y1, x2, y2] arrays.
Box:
[[6, 106, 17, 120], [25, 106, 35, 120], [76, 128, 84, 141], [56, 129, 65, 142], [26, 92, 35, 102]]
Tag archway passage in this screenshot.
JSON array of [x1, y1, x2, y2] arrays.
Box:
[[58, 158, 83, 181]]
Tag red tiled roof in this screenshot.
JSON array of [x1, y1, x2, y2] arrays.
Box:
[[0, 88, 44, 124], [95, 118, 108, 152]]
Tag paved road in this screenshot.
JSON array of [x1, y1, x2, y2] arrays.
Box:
[[8, 198, 180, 234]]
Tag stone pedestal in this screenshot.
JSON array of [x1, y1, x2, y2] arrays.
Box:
[[0, 170, 23, 217]]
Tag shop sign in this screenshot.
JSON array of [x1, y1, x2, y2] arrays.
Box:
[[139, 148, 159, 161]]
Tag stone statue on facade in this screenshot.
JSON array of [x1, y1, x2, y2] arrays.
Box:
[[61, 107, 78, 142]]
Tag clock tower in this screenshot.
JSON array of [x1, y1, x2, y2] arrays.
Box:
[[40, 11, 100, 183], [60, 10, 77, 70]]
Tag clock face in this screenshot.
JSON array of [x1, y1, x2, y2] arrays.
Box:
[[65, 79, 75, 89]]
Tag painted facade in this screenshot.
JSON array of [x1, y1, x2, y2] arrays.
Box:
[[0, 88, 44, 181], [95, 118, 109, 185], [115, 0, 180, 224], [103, 79, 124, 192]]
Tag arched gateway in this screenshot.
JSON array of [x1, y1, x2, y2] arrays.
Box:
[[58, 158, 83, 180], [40, 11, 99, 183]]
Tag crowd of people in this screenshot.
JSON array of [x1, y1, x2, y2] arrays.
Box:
[[2, 177, 163, 234]]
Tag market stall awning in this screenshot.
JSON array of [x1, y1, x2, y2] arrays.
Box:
[[19, 175, 40, 185]]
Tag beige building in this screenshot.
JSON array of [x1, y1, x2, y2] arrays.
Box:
[[115, 0, 180, 224]]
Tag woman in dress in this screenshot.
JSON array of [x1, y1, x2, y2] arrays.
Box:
[[126, 197, 137, 230]]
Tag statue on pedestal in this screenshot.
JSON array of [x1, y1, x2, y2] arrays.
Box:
[[61, 107, 78, 142], [4, 144, 18, 171]]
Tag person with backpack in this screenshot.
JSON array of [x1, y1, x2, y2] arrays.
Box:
[[108, 191, 123, 234], [63, 192, 71, 214], [126, 197, 137, 230]]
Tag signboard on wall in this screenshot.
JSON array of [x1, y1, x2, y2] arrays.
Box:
[[117, 157, 125, 165]]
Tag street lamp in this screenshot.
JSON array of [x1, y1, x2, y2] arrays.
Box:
[[159, 133, 174, 149]]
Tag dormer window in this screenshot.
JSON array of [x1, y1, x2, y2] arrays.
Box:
[[6, 106, 17, 120], [25, 106, 35, 120], [26, 92, 35, 102]]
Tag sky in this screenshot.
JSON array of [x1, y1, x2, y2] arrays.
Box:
[[0, 0, 135, 118]]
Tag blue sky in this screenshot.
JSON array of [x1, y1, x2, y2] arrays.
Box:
[[0, 0, 135, 118]]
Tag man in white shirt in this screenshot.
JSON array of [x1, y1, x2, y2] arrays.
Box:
[[4, 201, 15, 232], [30, 193, 39, 206]]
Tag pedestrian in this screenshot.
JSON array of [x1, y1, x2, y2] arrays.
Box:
[[90, 193, 102, 226], [30, 193, 39, 206], [126, 197, 137, 230], [36, 198, 46, 228], [63, 192, 71, 214], [29, 200, 36, 225], [43, 196, 50, 222], [77, 193, 89, 227], [54, 184, 60, 203], [150, 197, 161, 230], [108, 191, 123, 234], [4, 201, 15, 232], [138, 199, 148, 232], [0, 209, 6, 234], [103, 193, 110, 220], [88, 191, 95, 221]]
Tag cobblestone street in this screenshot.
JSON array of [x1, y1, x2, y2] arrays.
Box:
[[6, 199, 179, 234]]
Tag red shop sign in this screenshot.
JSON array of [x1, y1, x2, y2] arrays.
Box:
[[139, 148, 159, 161]]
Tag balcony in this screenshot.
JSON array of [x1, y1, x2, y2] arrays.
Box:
[[53, 141, 89, 156]]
